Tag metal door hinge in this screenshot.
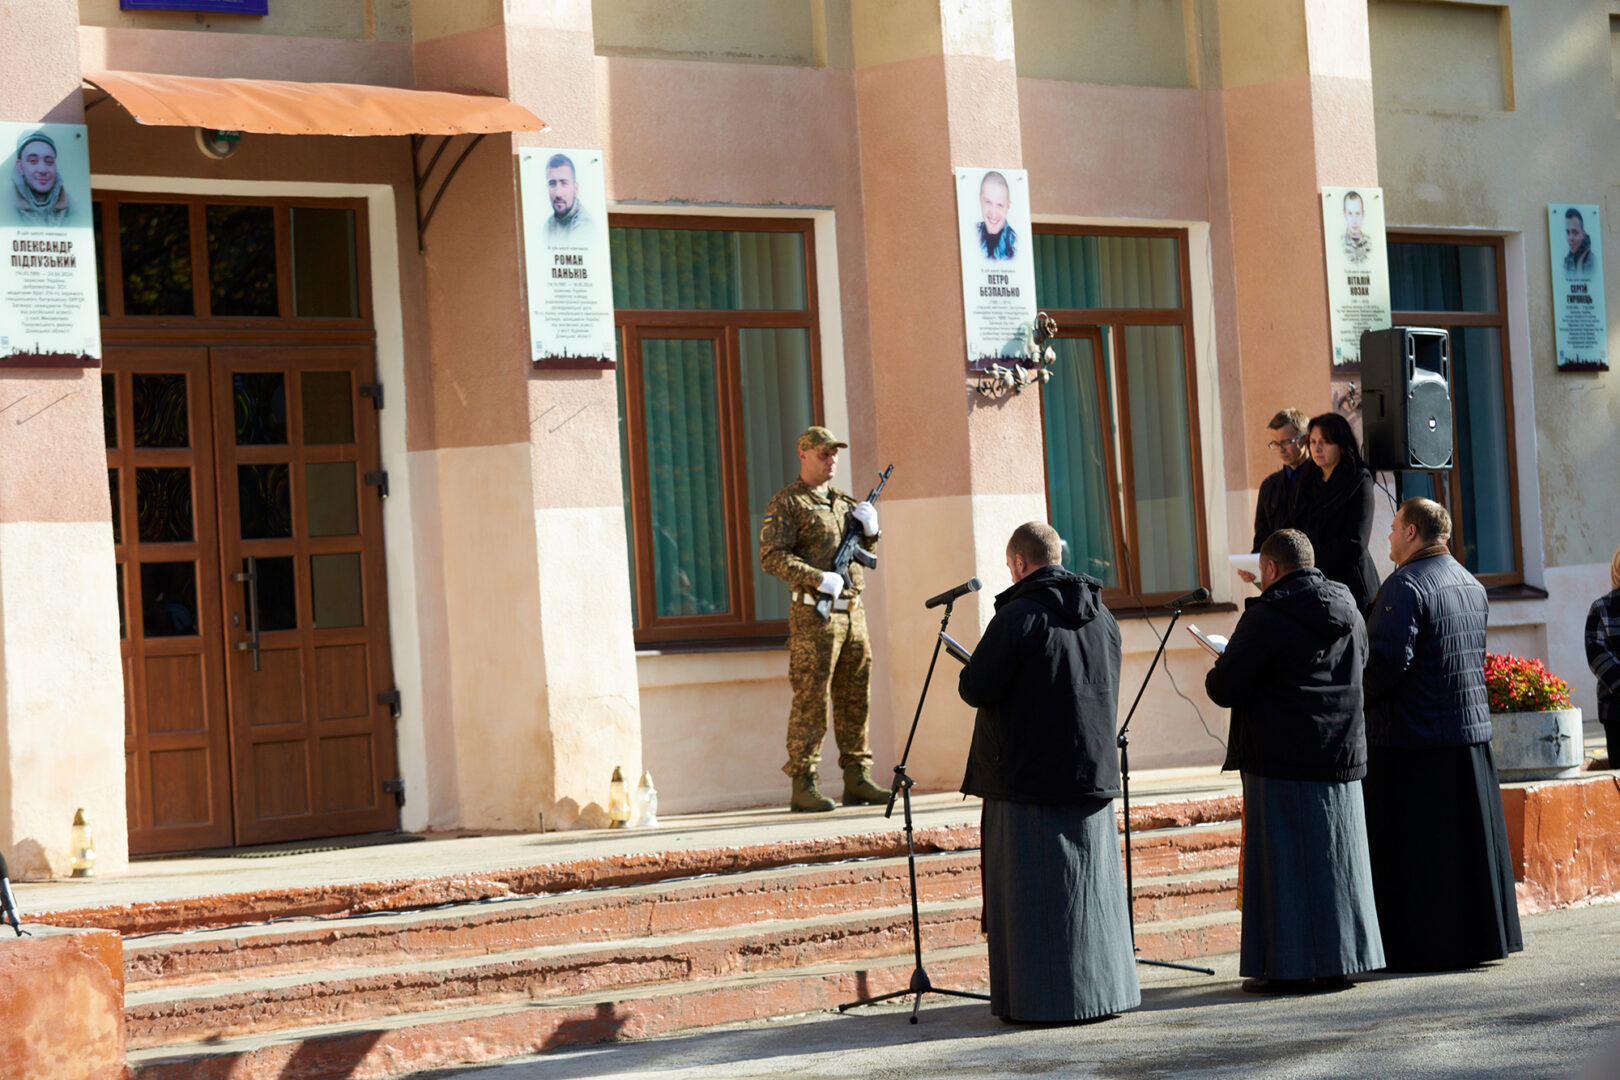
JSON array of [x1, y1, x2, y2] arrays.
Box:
[[377, 689, 401, 719], [382, 778, 406, 806], [364, 470, 389, 499], [360, 383, 384, 410]]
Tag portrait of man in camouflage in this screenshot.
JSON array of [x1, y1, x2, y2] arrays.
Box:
[[759, 426, 890, 812]]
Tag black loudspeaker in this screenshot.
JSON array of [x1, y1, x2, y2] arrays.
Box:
[[1359, 327, 1453, 471]]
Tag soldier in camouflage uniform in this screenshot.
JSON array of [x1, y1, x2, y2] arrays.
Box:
[[760, 426, 891, 812]]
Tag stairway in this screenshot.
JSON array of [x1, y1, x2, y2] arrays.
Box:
[[57, 797, 1242, 1080]]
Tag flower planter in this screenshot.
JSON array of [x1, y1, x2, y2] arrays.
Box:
[[1490, 707, 1584, 781]]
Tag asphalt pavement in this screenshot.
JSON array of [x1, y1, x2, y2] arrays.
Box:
[[413, 899, 1620, 1080]]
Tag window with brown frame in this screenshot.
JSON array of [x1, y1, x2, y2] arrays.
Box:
[[1032, 226, 1209, 609], [92, 194, 370, 332], [611, 216, 823, 645], [1387, 233, 1522, 586]]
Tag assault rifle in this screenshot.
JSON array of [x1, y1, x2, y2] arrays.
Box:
[[817, 464, 894, 621]]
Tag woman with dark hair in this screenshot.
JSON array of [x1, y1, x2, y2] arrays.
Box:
[[1290, 413, 1379, 612]]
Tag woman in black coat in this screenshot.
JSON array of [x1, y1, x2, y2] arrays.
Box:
[[1290, 412, 1379, 613]]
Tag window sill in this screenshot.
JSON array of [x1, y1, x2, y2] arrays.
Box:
[[635, 635, 787, 657], [1484, 583, 1548, 602], [1112, 601, 1239, 621]]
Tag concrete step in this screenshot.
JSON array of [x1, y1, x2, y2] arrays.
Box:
[[128, 942, 996, 1080], [1134, 907, 1243, 964], [123, 851, 986, 989], [1131, 865, 1239, 923], [124, 835, 1240, 991], [114, 799, 1246, 1079], [125, 898, 987, 1049]]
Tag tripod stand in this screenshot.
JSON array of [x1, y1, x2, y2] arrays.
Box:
[[1117, 599, 1215, 976], [840, 599, 989, 1023]]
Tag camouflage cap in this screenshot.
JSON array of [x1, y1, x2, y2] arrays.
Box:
[[797, 425, 848, 453]]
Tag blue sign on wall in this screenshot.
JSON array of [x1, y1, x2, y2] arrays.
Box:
[[120, 0, 269, 13]]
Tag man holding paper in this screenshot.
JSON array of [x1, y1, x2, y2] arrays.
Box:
[[1204, 529, 1384, 993], [957, 522, 1139, 1024]]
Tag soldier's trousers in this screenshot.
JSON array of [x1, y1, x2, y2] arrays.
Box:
[[783, 601, 872, 777]]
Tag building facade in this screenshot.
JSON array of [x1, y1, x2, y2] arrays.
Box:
[[0, 0, 1614, 877]]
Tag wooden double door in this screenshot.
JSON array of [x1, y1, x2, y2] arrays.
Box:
[[107, 345, 399, 853]]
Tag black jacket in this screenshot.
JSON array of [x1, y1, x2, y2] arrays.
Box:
[[1290, 461, 1379, 612], [1252, 465, 1299, 552], [1205, 567, 1368, 782], [1588, 588, 1620, 731], [1364, 551, 1492, 748], [958, 565, 1122, 803]]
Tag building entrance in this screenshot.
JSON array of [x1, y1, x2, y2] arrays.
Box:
[[106, 346, 399, 853], [95, 193, 397, 854]]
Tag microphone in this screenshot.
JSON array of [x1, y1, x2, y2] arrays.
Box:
[[1165, 587, 1210, 610], [0, 853, 22, 936], [924, 577, 981, 610]]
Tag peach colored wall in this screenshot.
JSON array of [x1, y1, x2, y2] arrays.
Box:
[[78, 0, 412, 42], [0, 0, 129, 878], [78, 26, 413, 85], [0, 929, 125, 1080], [598, 52, 893, 786], [411, 7, 644, 829], [1222, 77, 1334, 490]]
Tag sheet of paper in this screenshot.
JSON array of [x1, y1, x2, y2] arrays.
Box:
[[1187, 624, 1227, 657], [1228, 553, 1261, 579]]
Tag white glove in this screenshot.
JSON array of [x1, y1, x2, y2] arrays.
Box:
[[852, 500, 879, 537], [818, 571, 844, 597]]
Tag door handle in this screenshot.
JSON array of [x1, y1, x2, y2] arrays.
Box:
[[230, 555, 261, 672]]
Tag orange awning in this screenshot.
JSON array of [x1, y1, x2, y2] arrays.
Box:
[[83, 70, 547, 137]]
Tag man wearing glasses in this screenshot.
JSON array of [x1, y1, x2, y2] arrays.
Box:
[[1240, 409, 1310, 587]]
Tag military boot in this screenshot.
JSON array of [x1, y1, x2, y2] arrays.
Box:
[[790, 770, 836, 813], [842, 763, 890, 806]]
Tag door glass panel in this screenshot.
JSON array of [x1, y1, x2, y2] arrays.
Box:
[[116, 564, 126, 640], [1451, 326, 1515, 575], [291, 208, 360, 318], [610, 228, 807, 310], [738, 328, 814, 621], [238, 464, 293, 539], [1389, 242, 1499, 313], [119, 203, 194, 316], [140, 561, 198, 637], [311, 552, 364, 628], [300, 371, 355, 444], [108, 469, 121, 545], [614, 330, 639, 628], [1042, 337, 1120, 586], [102, 373, 117, 447], [1124, 325, 1200, 595], [133, 373, 189, 448], [1033, 233, 1182, 309], [206, 204, 278, 317], [641, 337, 729, 617], [136, 467, 194, 543], [93, 202, 107, 317], [305, 463, 359, 537], [251, 556, 297, 632], [234, 372, 288, 445]]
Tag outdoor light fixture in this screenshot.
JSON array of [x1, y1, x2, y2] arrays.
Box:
[[608, 766, 631, 828], [69, 809, 96, 878], [195, 128, 242, 160], [634, 770, 659, 829]]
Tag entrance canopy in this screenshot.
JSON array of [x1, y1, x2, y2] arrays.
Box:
[[82, 70, 547, 137]]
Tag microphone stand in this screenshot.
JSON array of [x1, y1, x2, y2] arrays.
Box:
[[1117, 599, 1215, 976], [840, 596, 989, 1023]]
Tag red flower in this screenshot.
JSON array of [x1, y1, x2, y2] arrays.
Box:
[[1482, 651, 1573, 713]]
